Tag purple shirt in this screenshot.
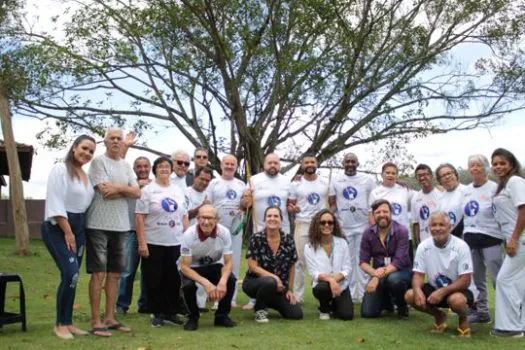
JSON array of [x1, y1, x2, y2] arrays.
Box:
[[359, 220, 411, 270]]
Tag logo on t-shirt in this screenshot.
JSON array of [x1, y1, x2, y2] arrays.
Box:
[[419, 205, 430, 220], [448, 211, 456, 225], [307, 193, 321, 205], [435, 274, 453, 288], [267, 196, 281, 207], [342, 186, 358, 200], [226, 189, 237, 200], [464, 200, 480, 217], [392, 202, 402, 215], [161, 198, 178, 212]]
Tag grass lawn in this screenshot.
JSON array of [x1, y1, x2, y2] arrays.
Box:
[[0, 237, 522, 349]]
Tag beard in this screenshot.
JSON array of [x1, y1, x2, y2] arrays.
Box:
[[304, 166, 317, 175], [266, 167, 279, 177], [377, 217, 391, 229]]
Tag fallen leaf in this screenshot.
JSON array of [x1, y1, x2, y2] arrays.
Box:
[[73, 304, 81, 310], [356, 336, 365, 343]]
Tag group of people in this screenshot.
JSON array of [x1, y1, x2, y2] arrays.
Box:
[[41, 127, 525, 340]]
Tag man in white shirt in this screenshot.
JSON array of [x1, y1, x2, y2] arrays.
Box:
[[329, 153, 375, 303], [86, 128, 141, 336], [207, 155, 248, 306], [405, 211, 474, 337], [411, 164, 443, 244], [288, 154, 328, 303], [185, 167, 213, 225], [170, 150, 191, 190], [180, 205, 236, 331]]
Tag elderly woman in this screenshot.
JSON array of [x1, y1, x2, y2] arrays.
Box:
[[41, 135, 96, 339], [136, 156, 189, 327], [461, 154, 503, 325], [490, 148, 525, 338], [242, 206, 303, 323], [304, 209, 353, 320], [436, 163, 466, 238]]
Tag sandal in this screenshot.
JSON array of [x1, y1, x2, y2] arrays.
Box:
[[106, 321, 132, 333], [89, 327, 112, 337], [431, 322, 448, 334], [457, 327, 472, 338]]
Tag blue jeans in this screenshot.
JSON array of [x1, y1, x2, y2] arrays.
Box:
[[41, 212, 86, 325], [116, 231, 147, 311]]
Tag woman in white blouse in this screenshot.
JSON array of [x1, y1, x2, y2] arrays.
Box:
[[304, 209, 353, 320], [41, 135, 96, 339], [490, 148, 525, 338]]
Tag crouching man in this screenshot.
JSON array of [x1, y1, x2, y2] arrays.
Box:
[[180, 204, 237, 331]]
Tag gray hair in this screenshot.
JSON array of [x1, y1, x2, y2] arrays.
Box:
[[104, 127, 123, 140], [429, 211, 451, 225], [171, 150, 190, 160], [467, 154, 490, 173]]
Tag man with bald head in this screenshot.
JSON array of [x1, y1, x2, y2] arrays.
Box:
[[206, 154, 248, 306], [329, 152, 375, 303], [405, 211, 474, 337], [86, 128, 141, 335], [180, 204, 237, 331]]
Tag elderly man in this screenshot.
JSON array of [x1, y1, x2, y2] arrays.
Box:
[[206, 155, 248, 306], [405, 211, 474, 338], [86, 128, 141, 336], [170, 150, 191, 190], [360, 199, 412, 319], [329, 153, 375, 303], [180, 204, 237, 331], [288, 154, 328, 303]]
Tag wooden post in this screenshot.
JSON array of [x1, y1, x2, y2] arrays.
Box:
[[0, 87, 30, 255]]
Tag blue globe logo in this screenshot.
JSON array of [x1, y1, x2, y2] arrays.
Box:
[[267, 196, 281, 207], [448, 211, 456, 225], [464, 200, 480, 217], [226, 189, 237, 200], [342, 186, 358, 200], [392, 202, 402, 215], [161, 198, 178, 212], [307, 193, 321, 205], [419, 205, 430, 220]]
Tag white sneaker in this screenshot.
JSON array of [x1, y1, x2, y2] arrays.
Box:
[[319, 312, 331, 320], [254, 310, 269, 323]]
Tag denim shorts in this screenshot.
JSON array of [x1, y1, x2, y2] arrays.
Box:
[[86, 229, 127, 273]]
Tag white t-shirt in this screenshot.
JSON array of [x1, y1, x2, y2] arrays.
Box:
[[289, 177, 329, 224], [180, 224, 233, 267], [368, 183, 413, 232], [87, 154, 138, 232], [329, 172, 375, 234], [184, 186, 207, 225], [462, 180, 503, 239], [206, 177, 246, 229], [135, 182, 187, 246], [438, 184, 467, 230], [411, 188, 443, 241], [304, 236, 352, 290], [249, 172, 291, 234], [44, 163, 95, 223], [493, 176, 525, 242], [170, 173, 187, 191], [413, 235, 473, 289]]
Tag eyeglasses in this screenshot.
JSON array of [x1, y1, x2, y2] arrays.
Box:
[[195, 155, 208, 159], [175, 160, 190, 167], [439, 171, 455, 179], [320, 220, 334, 226]]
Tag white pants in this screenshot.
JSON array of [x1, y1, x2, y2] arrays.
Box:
[[494, 241, 525, 331], [231, 231, 243, 304], [293, 221, 310, 302], [345, 232, 367, 302]]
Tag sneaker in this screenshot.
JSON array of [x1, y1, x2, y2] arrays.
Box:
[[214, 315, 236, 328], [491, 329, 524, 338], [184, 318, 199, 331], [243, 302, 255, 311], [163, 314, 184, 326], [151, 315, 164, 328], [467, 312, 491, 324], [254, 310, 269, 323], [319, 312, 330, 320], [397, 306, 409, 320]]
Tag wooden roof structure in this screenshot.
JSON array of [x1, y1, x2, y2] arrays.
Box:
[[0, 139, 34, 184]]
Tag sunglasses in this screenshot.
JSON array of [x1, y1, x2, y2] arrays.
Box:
[[195, 155, 208, 159], [175, 160, 190, 167], [320, 220, 334, 226]]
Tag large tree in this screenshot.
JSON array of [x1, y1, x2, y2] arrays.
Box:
[[14, 0, 525, 174]]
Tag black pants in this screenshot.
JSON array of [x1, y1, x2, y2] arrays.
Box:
[[361, 269, 412, 318], [141, 244, 181, 316], [312, 281, 353, 320], [181, 264, 236, 320], [242, 276, 303, 319]]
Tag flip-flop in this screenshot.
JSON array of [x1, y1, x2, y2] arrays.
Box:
[[89, 327, 112, 337], [431, 322, 448, 334], [457, 327, 472, 338], [106, 321, 132, 333]]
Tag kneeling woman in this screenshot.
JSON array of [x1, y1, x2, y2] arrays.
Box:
[[243, 206, 303, 323], [304, 209, 353, 320]]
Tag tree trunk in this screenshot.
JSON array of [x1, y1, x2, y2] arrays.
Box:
[[0, 88, 30, 256]]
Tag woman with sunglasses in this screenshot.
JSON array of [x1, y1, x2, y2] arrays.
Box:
[[304, 209, 353, 320], [490, 148, 525, 338]]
